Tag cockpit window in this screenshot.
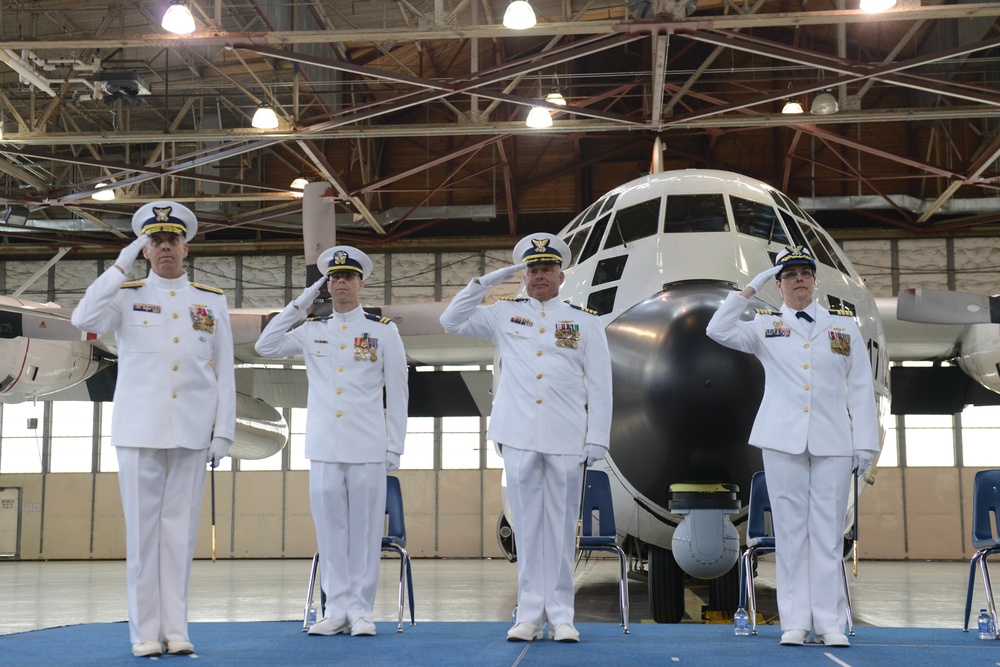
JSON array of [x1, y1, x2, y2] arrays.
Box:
[[800, 221, 848, 273], [576, 213, 610, 265], [731, 196, 790, 244], [599, 193, 620, 215], [564, 230, 588, 268], [663, 194, 728, 233], [581, 199, 603, 226], [605, 198, 660, 249]]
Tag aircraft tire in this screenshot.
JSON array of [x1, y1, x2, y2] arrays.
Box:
[[708, 562, 741, 614], [648, 545, 685, 623]]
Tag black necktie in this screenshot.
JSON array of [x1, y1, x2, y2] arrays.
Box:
[[796, 311, 814, 323]]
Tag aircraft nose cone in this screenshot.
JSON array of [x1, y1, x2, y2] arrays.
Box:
[[605, 283, 764, 509]]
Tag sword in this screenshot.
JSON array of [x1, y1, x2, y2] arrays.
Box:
[[211, 464, 217, 563], [576, 466, 588, 552], [853, 468, 859, 577]]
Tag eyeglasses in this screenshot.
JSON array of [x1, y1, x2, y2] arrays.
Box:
[[780, 268, 815, 279]]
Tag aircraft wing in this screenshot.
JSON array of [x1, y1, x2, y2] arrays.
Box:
[[897, 287, 1000, 325], [875, 296, 964, 361]]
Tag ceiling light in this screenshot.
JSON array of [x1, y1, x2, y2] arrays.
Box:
[[781, 100, 804, 115], [860, 0, 896, 11], [251, 103, 279, 129], [92, 182, 116, 201], [290, 175, 309, 190], [525, 106, 553, 129], [161, 1, 196, 35], [810, 90, 839, 115], [503, 1, 537, 30], [545, 90, 567, 106]]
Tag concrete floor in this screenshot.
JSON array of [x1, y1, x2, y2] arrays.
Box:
[[0, 557, 984, 636]]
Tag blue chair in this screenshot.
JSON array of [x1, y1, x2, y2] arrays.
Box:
[[963, 469, 1000, 635], [302, 475, 415, 633], [578, 469, 630, 634], [737, 470, 854, 636]]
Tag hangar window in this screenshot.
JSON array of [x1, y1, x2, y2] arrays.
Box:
[[577, 214, 610, 265], [605, 198, 659, 249], [587, 286, 618, 315], [731, 196, 790, 244], [663, 194, 727, 233], [593, 255, 628, 286]]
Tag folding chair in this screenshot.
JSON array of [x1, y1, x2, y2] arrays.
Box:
[[737, 470, 854, 636], [302, 474, 415, 633], [963, 469, 1000, 636], [578, 469, 630, 634]]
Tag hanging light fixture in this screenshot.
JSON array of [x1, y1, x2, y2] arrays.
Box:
[[503, 1, 537, 30], [92, 182, 116, 201], [810, 90, 839, 115], [290, 175, 309, 191], [860, 0, 896, 11], [545, 89, 567, 106], [161, 1, 196, 35], [251, 103, 279, 129], [525, 106, 553, 129], [781, 100, 804, 115]]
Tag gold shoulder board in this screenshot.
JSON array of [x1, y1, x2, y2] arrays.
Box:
[[568, 303, 599, 316], [828, 308, 855, 317], [121, 281, 144, 289], [755, 308, 780, 315], [191, 282, 224, 295]]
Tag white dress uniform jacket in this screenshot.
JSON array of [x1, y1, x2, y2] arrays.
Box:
[[439, 280, 612, 454], [705, 292, 878, 457], [254, 303, 408, 461], [71, 268, 237, 448]]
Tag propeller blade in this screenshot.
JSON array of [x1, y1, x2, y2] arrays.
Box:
[[896, 288, 1000, 325]]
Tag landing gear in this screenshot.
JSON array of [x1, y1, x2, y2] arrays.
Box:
[[497, 513, 516, 562], [708, 562, 740, 614], [648, 545, 685, 623]]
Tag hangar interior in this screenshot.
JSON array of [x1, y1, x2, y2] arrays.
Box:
[[0, 0, 997, 591]]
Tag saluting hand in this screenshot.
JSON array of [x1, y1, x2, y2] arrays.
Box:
[[114, 235, 150, 274], [476, 263, 522, 289], [746, 265, 782, 295], [292, 274, 329, 311]]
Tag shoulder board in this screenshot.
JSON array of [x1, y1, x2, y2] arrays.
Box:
[[191, 282, 224, 295], [828, 307, 855, 317], [305, 314, 330, 322], [755, 308, 781, 315], [120, 281, 144, 289], [568, 303, 599, 316], [499, 297, 528, 302], [364, 312, 391, 325]]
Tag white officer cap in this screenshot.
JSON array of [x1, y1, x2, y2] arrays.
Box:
[[131, 201, 198, 242], [318, 245, 373, 280], [774, 245, 817, 276], [512, 233, 571, 270]]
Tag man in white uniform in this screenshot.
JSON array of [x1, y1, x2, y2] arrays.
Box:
[[72, 201, 236, 658], [440, 233, 613, 643], [706, 245, 879, 647], [255, 246, 408, 638]]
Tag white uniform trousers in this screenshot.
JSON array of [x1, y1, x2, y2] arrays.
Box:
[[504, 447, 584, 626], [310, 462, 386, 623], [761, 449, 852, 636], [116, 446, 207, 646]]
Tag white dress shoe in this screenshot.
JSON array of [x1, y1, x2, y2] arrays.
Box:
[[821, 633, 850, 647], [307, 617, 351, 636], [506, 622, 543, 641], [132, 641, 163, 657], [548, 623, 580, 642], [350, 617, 377, 636], [779, 629, 807, 645], [166, 639, 194, 654]]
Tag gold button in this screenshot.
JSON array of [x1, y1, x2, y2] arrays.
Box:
[[340, 344, 345, 349], [172, 313, 178, 319], [342, 324, 348, 330], [536, 374, 542, 379], [336, 411, 342, 417], [803, 407, 809, 412], [170, 291, 176, 296], [536, 351, 542, 356], [540, 311, 546, 317], [803, 364, 810, 369], [172, 365, 178, 371], [539, 328, 546, 333], [338, 366, 344, 372], [143, 320, 147, 325], [803, 385, 810, 390], [171, 392, 177, 398], [336, 389, 342, 395], [803, 344, 809, 348], [536, 398, 542, 404], [173, 337, 179, 343]]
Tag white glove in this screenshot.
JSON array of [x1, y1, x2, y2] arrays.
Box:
[[853, 449, 875, 477], [477, 264, 522, 288], [580, 443, 608, 467], [114, 235, 149, 274], [746, 265, 782, 294], [386, 451, 401, 473], [208, 437, 232, 468], [292, 275, 328, 311]]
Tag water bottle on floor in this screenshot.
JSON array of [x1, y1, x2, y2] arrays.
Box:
[[734, 606, 750, 636], [978, 608, 994, 639]]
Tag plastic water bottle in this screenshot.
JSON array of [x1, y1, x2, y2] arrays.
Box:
[[978, 608, 994, 640], [307, 605, 317, 626], [734, 606, 750, 636]]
